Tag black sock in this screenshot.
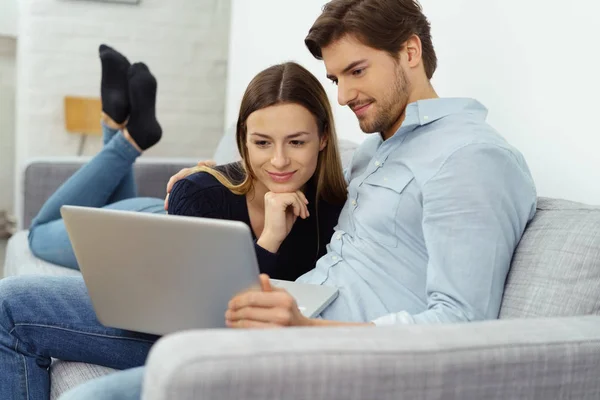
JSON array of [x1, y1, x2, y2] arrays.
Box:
[[99, 44, 131, 124], [126, 63, 162, 150]]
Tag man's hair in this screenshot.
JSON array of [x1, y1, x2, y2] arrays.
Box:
[[305, 0, 437, 79]]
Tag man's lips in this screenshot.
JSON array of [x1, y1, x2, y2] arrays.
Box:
[[351, 102, 372, 116], [267, 171, 296, 183]]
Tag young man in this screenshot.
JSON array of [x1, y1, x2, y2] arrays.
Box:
[[0, 1, 537, 399], [224, 0, 536, 328]]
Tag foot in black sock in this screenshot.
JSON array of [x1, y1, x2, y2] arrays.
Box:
[[99, 44, 131, 124], [126, 63, 162, 150]]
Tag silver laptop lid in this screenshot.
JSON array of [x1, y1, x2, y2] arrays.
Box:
[[61, 205, 260, 335]]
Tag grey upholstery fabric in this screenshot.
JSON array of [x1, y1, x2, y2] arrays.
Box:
[[3, 231, 81, 277], [22, 158, 195, 228], [500, 197, 600, 318], [50, 361, 116, 400], [143, 316, 600, 400]]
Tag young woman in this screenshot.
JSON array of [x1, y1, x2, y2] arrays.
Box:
[[0, 46, 347, 400], [27, 44, 347, 282]]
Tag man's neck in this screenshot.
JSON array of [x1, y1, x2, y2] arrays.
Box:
[[382, 83, 439, 140]]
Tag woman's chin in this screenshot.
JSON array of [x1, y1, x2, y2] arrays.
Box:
[[265, 182, 304, 193]]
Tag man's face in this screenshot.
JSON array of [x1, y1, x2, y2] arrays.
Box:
[[322, 35, 410, 138]]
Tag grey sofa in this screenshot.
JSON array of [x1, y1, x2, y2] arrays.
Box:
[[4, 149, 600, 399]]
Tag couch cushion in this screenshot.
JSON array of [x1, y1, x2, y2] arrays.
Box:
[[50, 361, 116, 400], [500, 197, 600, 318], [3, 231, 81, 278]]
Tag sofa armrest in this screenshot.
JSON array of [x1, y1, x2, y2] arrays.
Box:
[[20, 157, 198, 228], [143, 316, 600, 400]]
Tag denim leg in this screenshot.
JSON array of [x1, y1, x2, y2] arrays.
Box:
[[103, 123, 138, 205], [29, 197, 165, 270], [30, 133, 141, 229], [0, 276, 159, 400], [58, 367, 145, 400]]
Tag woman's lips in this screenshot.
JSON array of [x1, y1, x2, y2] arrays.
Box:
[[267, 171, 296, 183]]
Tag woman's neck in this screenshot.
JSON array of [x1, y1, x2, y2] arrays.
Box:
[[247, 179, 269, 211]]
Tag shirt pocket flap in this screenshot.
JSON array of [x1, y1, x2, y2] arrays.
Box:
[[363, 171, 414, 193]]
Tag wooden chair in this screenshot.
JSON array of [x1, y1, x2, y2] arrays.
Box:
[[64, 96, 102, 156]]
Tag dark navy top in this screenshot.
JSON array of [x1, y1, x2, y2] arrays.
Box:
[[167, 163, 343, 281]]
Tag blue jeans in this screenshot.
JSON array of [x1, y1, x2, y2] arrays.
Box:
[[0, 276, 157, 400], [0, 124, 164, 399], [28, 123, 165, 270]]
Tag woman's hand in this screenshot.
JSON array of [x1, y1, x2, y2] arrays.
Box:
[[257, 191, 309, 253], [163, 160, 216, 210]]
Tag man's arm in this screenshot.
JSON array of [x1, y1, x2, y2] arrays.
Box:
[[226, 144, 536, 329], [372, 143, 537, 326]]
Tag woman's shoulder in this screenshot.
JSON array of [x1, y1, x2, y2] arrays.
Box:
[[168, 163, 244, 217], [180, 162, 245, 191]]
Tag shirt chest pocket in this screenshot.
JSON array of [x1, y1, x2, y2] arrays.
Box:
[[354, 171, 414, 247]]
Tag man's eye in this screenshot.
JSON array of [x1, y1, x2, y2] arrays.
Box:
[[352, 68, 364, 76]]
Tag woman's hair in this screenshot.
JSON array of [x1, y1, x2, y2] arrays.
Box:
[[197, 62, 347, 206]]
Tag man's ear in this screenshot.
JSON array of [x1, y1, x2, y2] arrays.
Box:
[[404, 34, 423, 68]]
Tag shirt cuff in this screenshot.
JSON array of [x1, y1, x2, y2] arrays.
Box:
[[371, 311, 416, 326], [254, 241, 278, 276]]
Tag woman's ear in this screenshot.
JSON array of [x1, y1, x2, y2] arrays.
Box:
[[319, 135, 328, 151]]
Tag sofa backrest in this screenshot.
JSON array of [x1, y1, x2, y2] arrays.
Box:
[[500, 197, 600, 318]]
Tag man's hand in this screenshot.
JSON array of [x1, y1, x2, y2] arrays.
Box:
[[164, 160, 216, 210], [225, 274, 311, 328]]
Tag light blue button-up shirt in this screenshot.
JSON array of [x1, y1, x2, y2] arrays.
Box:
[[298, 98, 537, 326]]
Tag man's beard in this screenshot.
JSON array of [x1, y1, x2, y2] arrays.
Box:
[[359, 66, 410, 134]]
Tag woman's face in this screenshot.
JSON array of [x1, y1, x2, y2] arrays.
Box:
[[245, 103, 326, 194]]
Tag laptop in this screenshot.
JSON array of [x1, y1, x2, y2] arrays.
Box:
[[60, 205, 338, 335]]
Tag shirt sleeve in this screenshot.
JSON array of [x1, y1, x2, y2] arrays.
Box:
[[254, 241, 278, 276], [168, 178, 220, 218], [372, 143, 537, 326]]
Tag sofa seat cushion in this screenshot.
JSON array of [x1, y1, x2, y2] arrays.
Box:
[[50, 361, 116, 400], [500, 197, 600, 318], [3, 231, 81, 277]]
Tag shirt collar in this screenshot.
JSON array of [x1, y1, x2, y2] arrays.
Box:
[[387, 97, 488, 140]]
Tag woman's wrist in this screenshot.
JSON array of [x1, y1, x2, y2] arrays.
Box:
[[257, 233, 283, 254]]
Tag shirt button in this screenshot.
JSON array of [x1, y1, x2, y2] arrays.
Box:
[[336, 234, 342, 240], [424, 115, 429, 120], [351, 200, 357, 206], [374, 161, 381, 167], [332, 256, 338, 261]]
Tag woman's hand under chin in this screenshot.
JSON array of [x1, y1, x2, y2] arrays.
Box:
[[256, 191, 310, 253]]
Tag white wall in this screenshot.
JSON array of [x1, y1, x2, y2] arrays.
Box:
[[0, 37, 16, 213], [0, 0, 18, 37], [17, 0, 230, 163], [225, 0, 600, 205], [14, 0, 231, 225]]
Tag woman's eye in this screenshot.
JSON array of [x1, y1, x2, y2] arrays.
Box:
[[254, 141, 270, 147], [290, 140, 306, 147], [352, 68, 364, 77]]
